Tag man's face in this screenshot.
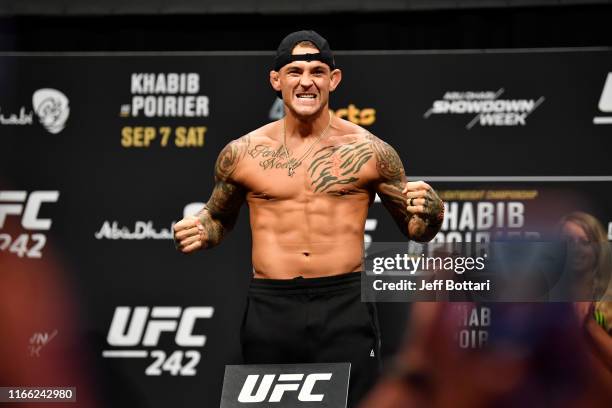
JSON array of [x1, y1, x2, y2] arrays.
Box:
[[270, 44, 341, 119]]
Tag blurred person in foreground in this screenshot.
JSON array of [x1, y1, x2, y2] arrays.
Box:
[[359, 212, 612, 407], [0, 182, 99, 407], [358, 302, 612, 408], [558, 212, 612, 371]]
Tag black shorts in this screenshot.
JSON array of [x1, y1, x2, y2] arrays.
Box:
[[241, 272, 382, 408]]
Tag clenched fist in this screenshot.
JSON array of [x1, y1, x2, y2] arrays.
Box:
[[173, 215, 206, 253], [403, 180, 444, 222], [402, 180, 444, 238]]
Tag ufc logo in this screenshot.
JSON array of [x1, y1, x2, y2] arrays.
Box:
[[599, 72, 612, 112], [0, 191, 59, 230], [107, 306, 213, 347], [238, 373, 332, 403]]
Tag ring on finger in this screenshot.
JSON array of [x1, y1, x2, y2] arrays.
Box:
[[409, 197, 414, 206]]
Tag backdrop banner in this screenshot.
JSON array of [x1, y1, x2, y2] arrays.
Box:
[[1, 49, 611, 407]]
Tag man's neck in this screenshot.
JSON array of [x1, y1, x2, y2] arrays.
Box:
[[284, 108, 330, 139]]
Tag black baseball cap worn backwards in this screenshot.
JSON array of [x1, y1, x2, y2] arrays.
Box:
[[273, 30, 336, 72]]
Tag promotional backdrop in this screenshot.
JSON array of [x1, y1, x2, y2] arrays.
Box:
[[1, 48, 611, 407]]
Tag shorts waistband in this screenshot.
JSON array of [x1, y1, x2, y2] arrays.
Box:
[[249, 271, 362, 294]]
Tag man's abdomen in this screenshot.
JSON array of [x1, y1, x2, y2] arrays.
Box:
[[249, 197, 369, 279], [252, 237, 364, 278]]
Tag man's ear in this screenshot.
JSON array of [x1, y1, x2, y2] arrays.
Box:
[[329, 69, 342, 92], [270, 70, 281, 92]]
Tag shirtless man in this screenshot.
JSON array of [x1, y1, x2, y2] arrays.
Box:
[[173, 30, 444, 407]]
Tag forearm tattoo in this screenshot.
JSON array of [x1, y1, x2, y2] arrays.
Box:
[[424, 191, 444, 225], [366, 133, 411, 237], [199, 135, 249, 246], [367, 132, 443, 240], [195, 205, 224, 248]]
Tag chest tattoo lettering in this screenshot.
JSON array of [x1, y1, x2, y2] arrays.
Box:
[[247, 141, 374, 193], [247, 145, 299, 171]]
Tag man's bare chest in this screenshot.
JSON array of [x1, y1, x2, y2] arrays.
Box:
[[239, 140, 375, 199]]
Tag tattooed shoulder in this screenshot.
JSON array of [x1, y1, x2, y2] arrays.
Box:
[[365, 132, 405, 182], [215, 134, 250, 181]]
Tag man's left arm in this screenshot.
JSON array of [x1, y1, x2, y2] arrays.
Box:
[[368, 133, 444, 242]]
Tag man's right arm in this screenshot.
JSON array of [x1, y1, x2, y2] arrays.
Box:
[[173, 135, 249, 253]]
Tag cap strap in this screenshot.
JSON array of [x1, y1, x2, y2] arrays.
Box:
[[274, 52, 335, 71]]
